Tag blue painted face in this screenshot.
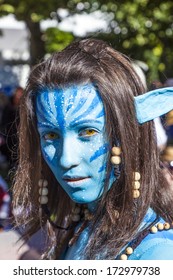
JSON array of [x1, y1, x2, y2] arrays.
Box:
[[36, 83, 115, 204]]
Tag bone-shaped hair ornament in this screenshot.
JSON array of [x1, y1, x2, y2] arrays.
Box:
[[134, 87, 173, 124]]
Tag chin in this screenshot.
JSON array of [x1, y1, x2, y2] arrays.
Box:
[[70, 193, 98, 204]]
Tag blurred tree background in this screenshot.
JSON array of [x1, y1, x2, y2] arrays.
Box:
[[0, 0, 173, 84]]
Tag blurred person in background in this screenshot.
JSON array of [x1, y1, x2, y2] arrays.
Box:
[[0, 87, 40, 260], [0, 175, 11, 229], [0, 91, 9, 125], [0, 92, 10, 170], [0, 86, 23, 170]]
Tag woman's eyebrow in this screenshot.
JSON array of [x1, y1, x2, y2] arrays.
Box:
[[70, 119, 103, 128], [37, 122, 58, 129]]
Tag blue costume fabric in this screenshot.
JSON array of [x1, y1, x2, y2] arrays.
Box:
[[128, 208, 173, 260], [64, 208, 173, 260]]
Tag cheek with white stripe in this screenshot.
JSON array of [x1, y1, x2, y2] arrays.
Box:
[[41, 143, 58, 168]]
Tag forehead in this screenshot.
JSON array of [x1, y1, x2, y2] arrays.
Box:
[[36, 83, 105, 128]]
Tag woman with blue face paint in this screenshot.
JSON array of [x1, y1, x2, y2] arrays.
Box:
[[35, 84, 112, 205], [13, 39, 173, 260]]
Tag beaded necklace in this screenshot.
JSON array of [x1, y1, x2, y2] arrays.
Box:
[[42, 203, 173, 260], [119, 221, 173, 260]]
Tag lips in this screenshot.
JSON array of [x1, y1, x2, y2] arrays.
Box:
[[63, 176, 90, 182], [62, 176, 91, 186]]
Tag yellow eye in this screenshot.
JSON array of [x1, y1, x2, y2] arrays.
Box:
[[86, 129, 96, 136], [44, 132, 58, 140], [80, 129, 97, 137]]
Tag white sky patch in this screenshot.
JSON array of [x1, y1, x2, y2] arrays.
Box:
[[58, 11, 108, 36], [0, 14, 25, 29]]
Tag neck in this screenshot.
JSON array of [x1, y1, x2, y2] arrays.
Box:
[[87, 201, 99, 213]]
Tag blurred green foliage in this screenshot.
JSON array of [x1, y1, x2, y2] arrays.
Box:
[[45, 28, 74, 53], [0, 0, 173, 83], [0, 0, 69, 19], [94, 0, 173, 84]]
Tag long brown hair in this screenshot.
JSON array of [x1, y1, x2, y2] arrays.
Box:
[[13, 38, 173, 259]]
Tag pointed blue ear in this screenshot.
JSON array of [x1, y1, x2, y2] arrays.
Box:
[[134, 87, 173, 124]]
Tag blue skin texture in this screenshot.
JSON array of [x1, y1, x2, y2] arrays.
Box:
[[36, 83, 115, 205]]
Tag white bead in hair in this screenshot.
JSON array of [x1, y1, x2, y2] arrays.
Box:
[[39, 195, 48, 204], [38, 179, 48, 204], [132, 171, 141, 198], [111, 146, 121, 165], [39, 187, 48, 196], [38, 179, 48, 187]]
